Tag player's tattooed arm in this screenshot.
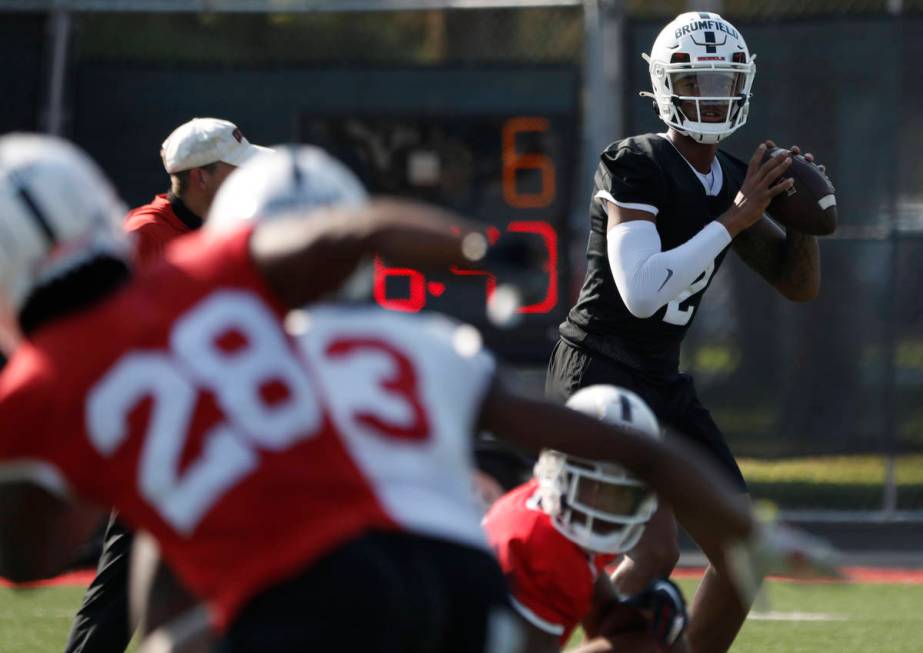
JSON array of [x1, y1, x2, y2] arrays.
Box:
[[732, 216, 820, 302]]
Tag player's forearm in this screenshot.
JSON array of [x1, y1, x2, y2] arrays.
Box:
[[363, 198, 486, 271], [774, 228, 820, 302], [733, 217, 819, 302], [607, 220, 730, 318], [253, 198, 484, 308]]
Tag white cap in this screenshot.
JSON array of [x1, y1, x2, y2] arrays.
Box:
[[160, 117, 271, 174]]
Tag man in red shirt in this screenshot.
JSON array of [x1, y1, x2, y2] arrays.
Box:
[[123, 117, 270, 265], [64, 117, 270, 653]]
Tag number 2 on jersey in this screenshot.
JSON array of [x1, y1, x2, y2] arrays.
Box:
[[662, 260, 715, 326]]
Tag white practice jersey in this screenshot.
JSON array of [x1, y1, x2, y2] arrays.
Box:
[[289, 304, 496, 550]]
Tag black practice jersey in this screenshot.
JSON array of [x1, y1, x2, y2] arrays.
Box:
[[560, 133, 747, 373]]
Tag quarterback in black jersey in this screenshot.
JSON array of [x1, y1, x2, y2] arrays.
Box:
[[547, 11, 823, 653]]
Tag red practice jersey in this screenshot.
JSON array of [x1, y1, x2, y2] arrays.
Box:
[[124, 194, 200, 266], [483, 479, 614, 643], [0, 227, 493, 630]]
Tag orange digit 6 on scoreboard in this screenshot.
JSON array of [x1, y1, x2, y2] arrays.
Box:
[[502, 117, 556, 209]]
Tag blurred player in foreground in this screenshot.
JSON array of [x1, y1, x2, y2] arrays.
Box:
[[0, 136, 832, 652], [65, 117, 270, 653], [484, 385, 688, 653]]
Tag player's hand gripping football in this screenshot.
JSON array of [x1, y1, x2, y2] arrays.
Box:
[[778, 141, 834, 190], [724, 503, 843, 606], [720, 141, 794, 237]]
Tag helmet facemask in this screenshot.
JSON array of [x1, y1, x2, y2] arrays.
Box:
[[535, 450, 657, 555], [642, 12, 756, 144]]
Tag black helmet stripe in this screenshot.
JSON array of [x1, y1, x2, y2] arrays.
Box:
[[289, 148, 303, 189], [14, 178, 56, 245], [620, 394, 633, 423]]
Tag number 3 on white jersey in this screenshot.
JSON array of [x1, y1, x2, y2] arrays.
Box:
[[662, 260, 715, 326]]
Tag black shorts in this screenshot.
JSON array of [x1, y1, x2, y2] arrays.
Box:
[[546, 339, 747, 492], [219, 531, 520, 653]]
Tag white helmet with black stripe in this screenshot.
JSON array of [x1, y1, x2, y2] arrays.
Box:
[[207, 145, 366, 230], [642, 11, 756, 144], [207, 144, 370, 305], [0, 133, 128, 350], [535, 385, 660, 554]]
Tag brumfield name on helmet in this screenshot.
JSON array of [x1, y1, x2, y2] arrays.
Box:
[[642, 11, 756, 144], [672, 16, 739, 40], [535, 385, 661, 554]]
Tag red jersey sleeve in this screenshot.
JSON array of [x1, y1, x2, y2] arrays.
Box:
[[484, 485, 597, 640], [0, 349, 70, 496]]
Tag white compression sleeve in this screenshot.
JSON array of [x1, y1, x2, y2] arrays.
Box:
[[607, 219, 732, 318]]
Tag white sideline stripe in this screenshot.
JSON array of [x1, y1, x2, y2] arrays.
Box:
[[818, 194, 837, 210], [748, 611, 846, 622], [0, 459, 71, 497], [594, 191, 659, 216], [509, 596, 565, 635]]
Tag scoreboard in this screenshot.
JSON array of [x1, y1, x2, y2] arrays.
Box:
[[299, 67, 580, 361]]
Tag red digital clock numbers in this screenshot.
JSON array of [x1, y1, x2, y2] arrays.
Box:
[[373, 220, 558, 314], [374, 116, 561, 317]]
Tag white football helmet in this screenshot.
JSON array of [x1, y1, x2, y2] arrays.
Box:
[[208, 145, 370, 304], [207, 145, 367, 231], [642, 11, 756, 144], [205, 145, 374, 304], [0, 133, 128, 351], [535, 385, 660, 554]]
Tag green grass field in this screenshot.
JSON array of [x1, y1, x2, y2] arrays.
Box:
[[699, 579, 923, 653], [0, 584, 139, 653], [2, 578, 922, 652]]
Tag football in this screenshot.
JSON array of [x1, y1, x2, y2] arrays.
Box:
[[762, 147, 837, 236]]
